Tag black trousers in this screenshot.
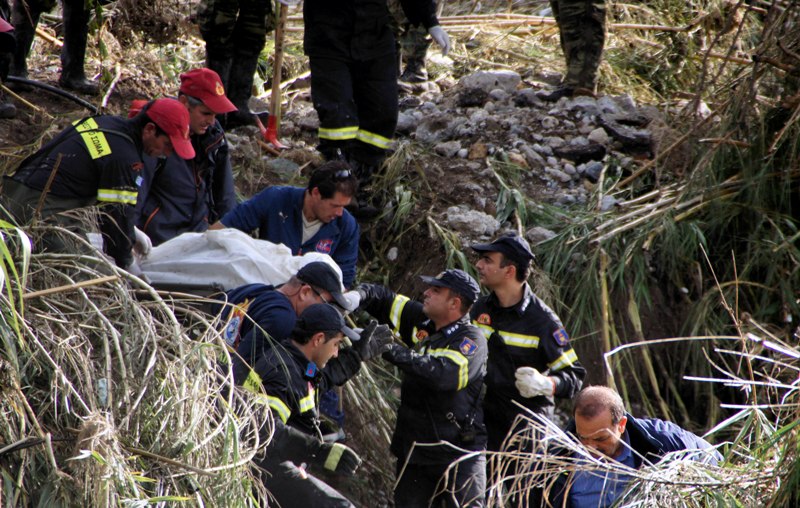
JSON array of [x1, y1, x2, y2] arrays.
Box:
[[310, 54, 398, 166], [262, 461, 355, 508], [394, 454, 486, 508]]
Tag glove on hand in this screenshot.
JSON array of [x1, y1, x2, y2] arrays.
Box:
[[354, 320, 394, 361], [342, 290, 362, 312], [515, 367, 554, 398], [277, 0, 300, 6], [428, 25, 450, 56], [133, 226, 152, 257], [319, 442, 362, 476]]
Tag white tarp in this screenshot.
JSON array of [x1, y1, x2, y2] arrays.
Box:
[[139, 229, 342, 291]]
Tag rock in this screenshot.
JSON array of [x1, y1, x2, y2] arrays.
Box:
[[563, 163, 576, 175], [546, 136, 566, 149], [458, 70, 522, 93], [588, 127, 609, 144], [514, 88, 540, 107], [613, 94, 637, 113], [542, 116, 559, 130], [399, 95, 422, 110], [519, 145, 544, 166], [469, 109, 490, 123], [266, 158, 301, 178], [387, 247, 399, 261], [553, 143, 607, 164], [546, 156, 558, 166], [583, 161, 604, 183], [435, 140, 462, 157], [507, 152, 529, 168], [598, 114, 652, 155], [526, 226, 557, 245], [396, 112, 417, 135], [570, 136, 589, 146], [532, 143, 552, 156], [488, 88, 509, 102], [468, 142, 489, 159], [297, 109, 320, 131], [567, 96, 600, 116], [600, 195, 619, 211], [445, 206, 500, 236], [457, 148, 469, 158], [415, 114, 454, 144], [457, 87, 489, 107], [596, 96, 621, 115], [546, 167, 573, 183]]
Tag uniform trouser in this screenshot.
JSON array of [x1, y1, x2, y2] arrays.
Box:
[[394, 454, 486, 508], [549, 0, 606, 90], [310, 54, 398, 167], [11, 0, 90, 79], [261, 461, 355, 508], [197, 0, 273, 110], [387, 0, 432, 71]]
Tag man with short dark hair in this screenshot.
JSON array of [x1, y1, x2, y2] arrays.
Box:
[[551, 385, 721, 507], [134, 68, 238, 246], [470, 233, 586, 452], [210, 161, 360, 287], [0, 98, 192, 271], [357, 269, 488, 507]]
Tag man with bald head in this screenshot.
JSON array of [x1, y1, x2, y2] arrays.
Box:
[[551, 386, 721, 507]]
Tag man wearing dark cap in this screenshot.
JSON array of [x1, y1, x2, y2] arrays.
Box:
[[471, 233, 585, 452], [132, 68, 238, 248], [357, 269, 488, 507], [245, 303, 391, 507], [211, 161, 360, 287], [0, 98, 193, 272]]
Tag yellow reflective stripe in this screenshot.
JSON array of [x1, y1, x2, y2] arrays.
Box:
[[242, 369, 262, 394], [474, 322, 493, 336], [299, 387, 315, 413], [97, 189, 137, 205], [356, 129, 392, 149], [549, 348, 579, 372], [74, 118, 112, 159], [267, 396, 291, 424], [324, 444, 343, 471], [389, 295, 411, 335], [498, 331, 540, 349], [429, 348, 469, 390], [319, 126, 358, 140], [410, 326, 421, 345]]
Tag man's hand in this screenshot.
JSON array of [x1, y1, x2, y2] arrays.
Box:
[[515, 367, 554, 398], [428, 25, 450, 56], [133, 227, 152, 257], [319, 442, 361, 476], [342, 290, 362, 312], [353, 320, 394, 361]]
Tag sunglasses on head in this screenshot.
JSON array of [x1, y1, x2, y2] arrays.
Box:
[[333, 169, 352, 180]]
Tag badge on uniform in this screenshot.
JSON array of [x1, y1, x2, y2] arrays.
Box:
[[224, 299, 251, 348], [304, 362, 318, 379], [315, 239, 333, 254], [476, 313, 491, 325], [553, 328, 570, 346], [459, 338, 478, 356]]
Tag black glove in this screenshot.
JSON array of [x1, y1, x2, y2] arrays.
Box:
[[315, 442, 362, 476], [354, 319, 394, 361]]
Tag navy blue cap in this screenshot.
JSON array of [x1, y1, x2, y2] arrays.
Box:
[[420, 269, 480, 305], [296, 262, 350, 310], [295, 303, 359, 341], [471, 232, 534, 265]]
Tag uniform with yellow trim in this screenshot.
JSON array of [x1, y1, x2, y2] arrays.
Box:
[[470, 284, 586, 450], [1, 114, 146, 268], [359, 283, 488, 463]]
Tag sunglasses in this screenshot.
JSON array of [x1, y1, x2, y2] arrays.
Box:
[[333, 169, 352, 180], [309, 285, 329, 304]]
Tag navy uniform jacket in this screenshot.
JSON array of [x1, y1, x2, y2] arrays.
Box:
[[360, 283, 488, 465], [221, 186, 360, 287], [8, 115, 144, 267], [470, 285, 585, 440], [303, 0, 438, 61], [136, 119, 236, 246], [247, 339, 363, 437]]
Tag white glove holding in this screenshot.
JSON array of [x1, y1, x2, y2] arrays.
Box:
[[428, 25, 450, 56], [133, 226, 152, 257], [342, 290, 362, 313], [277, 0, 300, 6], [515, 367, 554, 398]]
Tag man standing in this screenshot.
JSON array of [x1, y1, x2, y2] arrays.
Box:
[[11, 0, 98, 93], [358, 269, 488, 507], [135, 68, 238, 246], [550, 386, 721, 507], [0, 0, 15, 118], [0, 98, 192, 271], [538, 0, 606, 102], [471, 233, 586, 452], [211, 161, 360, 288], [302, 0, 449, 200]]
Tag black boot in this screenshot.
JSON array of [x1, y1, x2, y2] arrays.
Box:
[[223, 49, 261, 129], [345, 160, 381, 220], [58, 0, 99, 95], [0, 88, 15, 119], [8, 0, 38, 91], [399, 56, 428, 83]]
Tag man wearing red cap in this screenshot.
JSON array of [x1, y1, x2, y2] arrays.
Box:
[[134, 68, 238, 247], [0, 98, 193, 272]]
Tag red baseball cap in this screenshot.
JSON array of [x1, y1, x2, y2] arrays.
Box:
[[179, 68, 237, 114], [145, 98, 195, 159]]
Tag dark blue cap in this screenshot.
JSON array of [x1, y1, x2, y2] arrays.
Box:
[[420, 269, 480, 305], [295, 303, 359, 341], [471, 232, 534, 265], [296, 262, 350, 310]]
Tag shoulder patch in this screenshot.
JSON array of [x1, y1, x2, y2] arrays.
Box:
[[415, 329, 429, 343], [131, 162, 144, 172], [459, 338, 478, 356], [476, 313, 491, 325], [224, 299, 252, 348], [553, 328, 570, 346], [315, 239, 333, 254]]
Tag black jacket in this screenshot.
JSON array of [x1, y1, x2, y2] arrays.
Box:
[[137, 119, 236, 245], [303, 0, 438, 61], [360, 283, 488, 464]]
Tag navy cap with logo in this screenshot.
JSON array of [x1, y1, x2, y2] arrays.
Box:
[[420, 269, 481, 305], [296, 262, 352, 311], [295, 303, 359, 341], [471, 232, 535, 265]]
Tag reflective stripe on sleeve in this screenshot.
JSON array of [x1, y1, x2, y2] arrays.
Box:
[[429, 348, 469, 390], [267, 396, 291, 424], [389, 295, 411, 335], [97, 189, 138, 205], [475, 321, 540, 349], [299, 387, 316, 413], [548, 348, 579, 372]]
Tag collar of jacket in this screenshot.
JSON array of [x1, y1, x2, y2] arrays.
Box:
[[486, 282, 534, 316]]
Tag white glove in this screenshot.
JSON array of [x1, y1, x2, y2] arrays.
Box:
[[515, 367, 554, 398], [277, 0, 300, 5], [428, 25, 450, 56], [133, 227, 152, 257], [342, 290, 362, 313]]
